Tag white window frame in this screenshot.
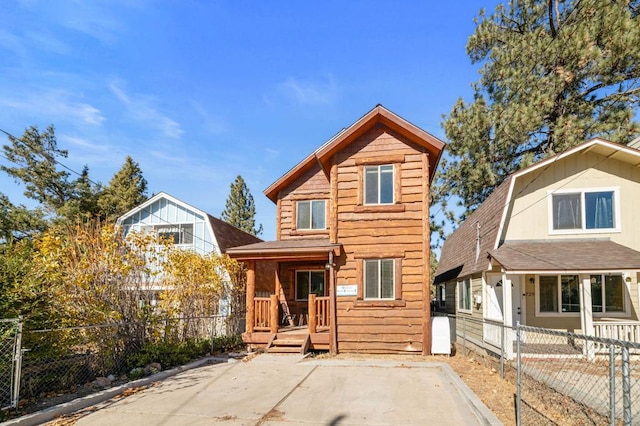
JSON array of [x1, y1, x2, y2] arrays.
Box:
[[589, 274, 628, 316], [154, 223, 194, 245], [535, 275, 581, 317], [438, 284, 446, 308], [364, 164, 395, 205], [458, 278, 471, 313], [296, 200, 326, 230], [363, 259, 395, 300], [547, 187, 621, 235]]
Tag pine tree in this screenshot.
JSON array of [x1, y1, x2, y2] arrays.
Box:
[[1, 125, 74, 212], [221, 175, 263, 236], [436, 0, 640, 221], [98, 156, 148, 219]]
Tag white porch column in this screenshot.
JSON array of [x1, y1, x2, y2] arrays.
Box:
[[579, 275, 595, 361], [502, 272, 514, 360]]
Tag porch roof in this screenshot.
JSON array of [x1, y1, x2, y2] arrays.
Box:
[[488, 240, 640, 272], [225, 238, 342, 261]]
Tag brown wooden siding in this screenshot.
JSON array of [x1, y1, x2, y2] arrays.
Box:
[[278, 163, 330, 240], [332, 125, 429, 353]]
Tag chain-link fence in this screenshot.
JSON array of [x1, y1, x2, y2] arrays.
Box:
[[445, 313, 640, 425], [0, 318, 21, 410], [3, 315, 243, 417], [515, 324, 640, 425]]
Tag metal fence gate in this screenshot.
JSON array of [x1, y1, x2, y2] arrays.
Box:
[[0, 318, 22, 410]]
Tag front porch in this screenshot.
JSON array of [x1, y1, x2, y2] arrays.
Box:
[[244, 294, 331, 352]]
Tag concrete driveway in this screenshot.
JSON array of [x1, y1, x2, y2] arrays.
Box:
[[64, 354, 500, 425]]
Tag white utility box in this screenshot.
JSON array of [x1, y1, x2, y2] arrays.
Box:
[[431, 316, 451, 355]]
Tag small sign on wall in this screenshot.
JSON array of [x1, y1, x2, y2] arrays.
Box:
[[337, 284, 357, 297]]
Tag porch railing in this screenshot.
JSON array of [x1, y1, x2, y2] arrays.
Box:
[[309, 295, 330, 333], [252, 296, 278, 332], [593, 320, 640, 347]]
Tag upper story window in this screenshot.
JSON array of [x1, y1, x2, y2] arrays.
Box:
[[364, 164, 394, 205], [550, 188, 619, 233], [155, 224, 194, 245], [296, 200, 326, 230]]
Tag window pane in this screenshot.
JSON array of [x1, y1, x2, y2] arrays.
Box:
[[380, 165, 394, 204], [591, 275, 603, 313], [380, 259, 394, 299], [585, 191, 614, 229], [310, 271, 325, 296], [364, 260, 379, 298], [605, 275, 624, 312], [182, 224, 193, 244], [464, 279, 471, 310], [311, 200, 326, 229], [297, 201, 311, 229], [561, 275, 580, 312], [539, 276, 558, 312], [364, 167, 379, 204], [296, 271, 310, 300], [553, 194, 582, 230]]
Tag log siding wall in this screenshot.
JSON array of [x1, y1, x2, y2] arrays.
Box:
[[277, 124, 431, 353]]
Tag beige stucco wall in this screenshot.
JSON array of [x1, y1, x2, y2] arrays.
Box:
[[503, 151, 640, 251]]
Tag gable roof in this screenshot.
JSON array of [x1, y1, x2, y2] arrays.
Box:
[[434, 138, 640, 283], [116, 192, 262, 254], [264, 104, 446, 203]]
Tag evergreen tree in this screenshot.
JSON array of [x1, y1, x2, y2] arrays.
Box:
[[436, 0, 640, 221], [1, 125, 74, 212], [98, 156, 148, 219], [221, 175, 263, 236]]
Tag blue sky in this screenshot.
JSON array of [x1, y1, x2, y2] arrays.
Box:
[[0, 1, 498, 240]]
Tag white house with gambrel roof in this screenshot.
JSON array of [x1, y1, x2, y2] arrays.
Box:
[[435, 138, 640, 358], [117, 192, 262, 333]]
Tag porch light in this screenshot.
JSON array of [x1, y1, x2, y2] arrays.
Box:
[[529, 277, 534, 284]]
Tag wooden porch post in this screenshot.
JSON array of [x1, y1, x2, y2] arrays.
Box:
[[275, 264, 282, 299], [579, 275, 595, 360], [269, 294, 279, 333], [329, 251, 338, 355], [246, 260, 256, 334], [309, 294, 317, 333]]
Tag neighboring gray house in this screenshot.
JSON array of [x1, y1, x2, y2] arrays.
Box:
[[435, 138, 640, 358], [116, 192, 262, 333]]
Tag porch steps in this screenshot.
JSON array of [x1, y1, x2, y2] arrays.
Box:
[[266, 334, 310, 354]]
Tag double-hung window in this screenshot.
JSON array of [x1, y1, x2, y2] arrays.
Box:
[[364, 259, 395, 299], [296, 200, 326, 230], [590, 274, 624, 313], [364, 164, 394, 205], [538, 275, 580, 313], [550, 188, 619, 233], [458, 278, 471, 311], [295, 270, 325, 300]]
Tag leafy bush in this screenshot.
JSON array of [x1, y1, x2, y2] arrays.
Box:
[[211, 334, 244, 353], [127, 339, 210, 370]]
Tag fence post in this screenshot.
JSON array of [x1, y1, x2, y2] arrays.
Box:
[[516, 321, 521, 426], [622, 346, 631, 426], [11, 317, 23, 410], [462, 316, 466, 356], [500, 322, 505, 380], [609, 343, 616, 426]]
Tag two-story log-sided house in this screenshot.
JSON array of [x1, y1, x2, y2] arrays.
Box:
[[227, 105, 445, 354]]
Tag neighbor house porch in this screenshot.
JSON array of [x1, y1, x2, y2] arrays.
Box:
[[226, 238, 342, 354]]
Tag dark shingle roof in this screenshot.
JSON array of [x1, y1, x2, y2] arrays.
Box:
[[434, 177, 512, 283], [208, 215, 262, 253], [488, 240, 640, 271]]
